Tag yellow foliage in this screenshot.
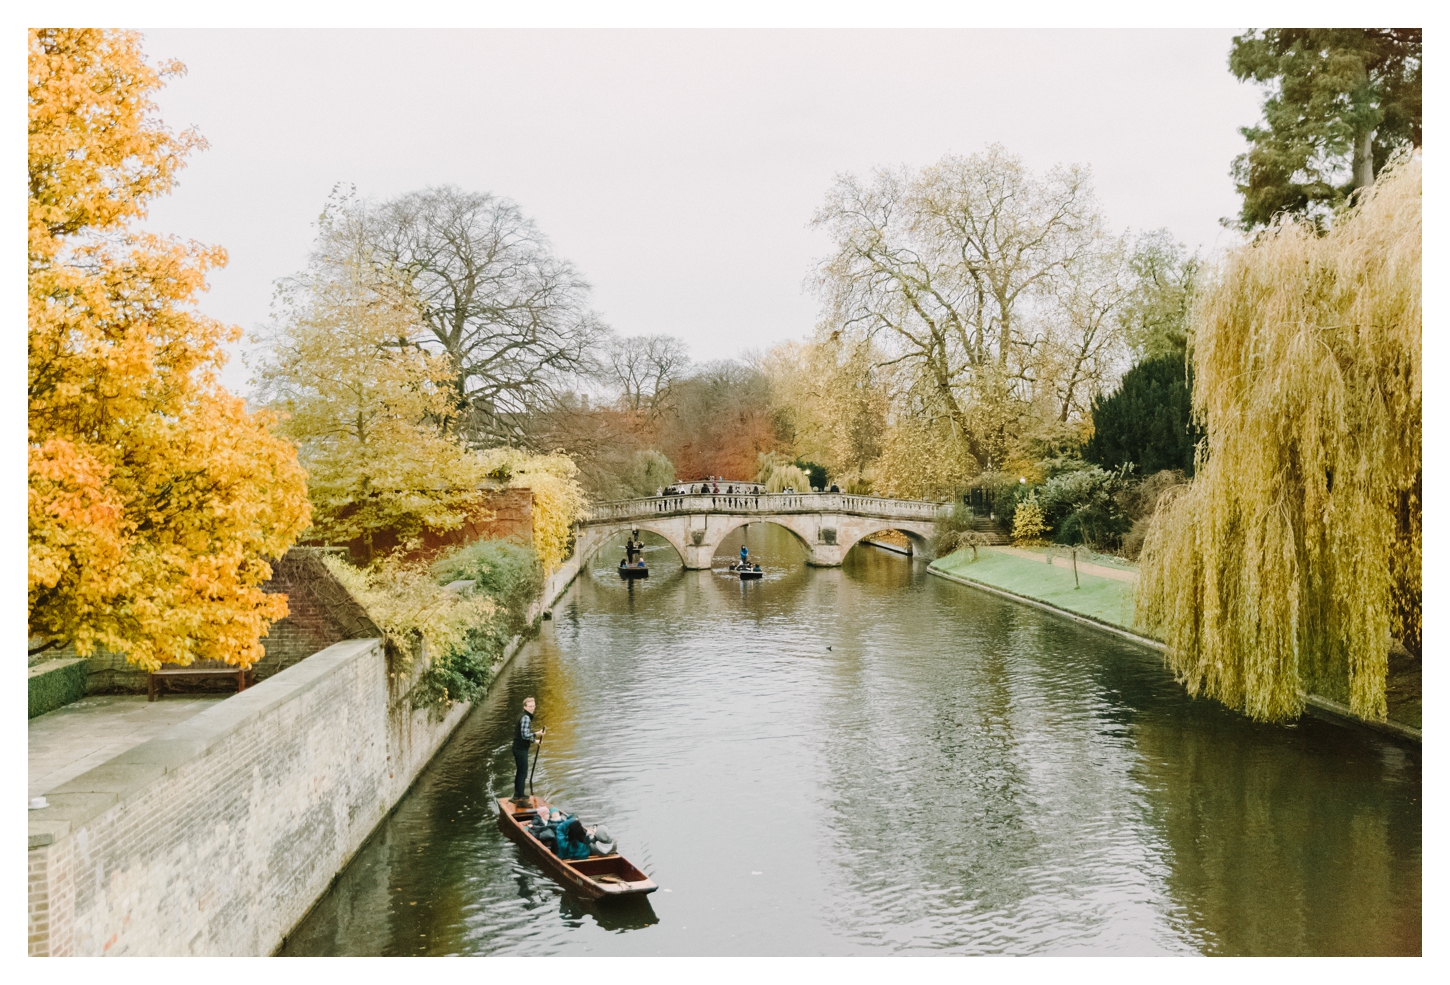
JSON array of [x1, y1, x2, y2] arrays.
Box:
[[321, 555, 494, 664], [28, 29, 311, 670], [256, 255, 488, 560], [475, 448, 587, 575], [1012, 499, 1048, 543], [760, 336, 888, 481], [1137, 157, 1420, 722], [875, 401, 975, 501]]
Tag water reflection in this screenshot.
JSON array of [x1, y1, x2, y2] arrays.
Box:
[[282, 527, 1419, 955]]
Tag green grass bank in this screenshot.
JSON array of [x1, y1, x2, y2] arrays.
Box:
[[929, 546, 1139, 633]]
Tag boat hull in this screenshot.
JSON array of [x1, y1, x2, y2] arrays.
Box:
[[619, 565, 649, 579], [739, 570, 764, 579], [496, 796, 657, 900]]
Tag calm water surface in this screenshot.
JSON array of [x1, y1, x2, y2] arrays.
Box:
[[282, 527, 1421, 956]]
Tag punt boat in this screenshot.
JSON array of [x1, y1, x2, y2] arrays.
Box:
[[738, 567, 764, 580], [496, 795, 657, 900], [618, 560, 649, 579]]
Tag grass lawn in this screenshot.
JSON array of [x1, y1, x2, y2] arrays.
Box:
[[930, 546, 1140, 631]]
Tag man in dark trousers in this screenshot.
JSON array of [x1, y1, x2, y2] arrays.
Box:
[[511, 696, 545, 807]]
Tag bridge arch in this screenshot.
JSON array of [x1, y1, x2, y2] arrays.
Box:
[[838, 520, 933, 559], [574, 520, 690, 568], [700, 516, 814, 562]]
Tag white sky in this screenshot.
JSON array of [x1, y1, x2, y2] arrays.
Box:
[[139, 28, 1264, 393]]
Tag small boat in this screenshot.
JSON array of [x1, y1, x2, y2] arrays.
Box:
[[738, 567, 764, 580], [496, 796, 657, 900], [618, 560, 649, 579]]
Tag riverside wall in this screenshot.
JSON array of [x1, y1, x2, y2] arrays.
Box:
[[26, 638, 470, 956]]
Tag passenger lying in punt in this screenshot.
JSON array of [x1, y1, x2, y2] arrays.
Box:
[[527, 807, 616, 859]]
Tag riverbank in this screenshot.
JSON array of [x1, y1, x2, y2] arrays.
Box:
[[928, 546, 1421, 743], [930, 546, 1138, 631]]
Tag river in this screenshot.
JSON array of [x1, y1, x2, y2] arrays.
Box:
[[280, 525, 1421, 956]]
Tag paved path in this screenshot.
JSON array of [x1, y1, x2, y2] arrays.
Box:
[[28, 695, 223, 799]]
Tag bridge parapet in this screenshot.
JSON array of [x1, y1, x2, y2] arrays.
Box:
[[583, 492, 946, 525]]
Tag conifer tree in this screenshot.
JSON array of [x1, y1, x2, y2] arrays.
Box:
[[1084, 353, 1199, 476], [1229, 28, 1421, 229]]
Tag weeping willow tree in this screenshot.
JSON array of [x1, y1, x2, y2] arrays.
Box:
[[1137, 157, 1420, 723]]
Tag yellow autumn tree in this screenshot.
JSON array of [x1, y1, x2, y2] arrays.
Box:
[[255, 244, 489, 562], [28, 29, 311, 670], [1136, 156, 1421, 722]]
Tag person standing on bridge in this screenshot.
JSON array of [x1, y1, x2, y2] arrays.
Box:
[[511, 697, 545, 807]]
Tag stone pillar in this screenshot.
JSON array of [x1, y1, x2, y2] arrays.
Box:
[[807, 513, 848, 567], [682, 515, 714, 569]]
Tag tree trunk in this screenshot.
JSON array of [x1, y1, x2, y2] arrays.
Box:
[[1352, 130, 1375, 190]]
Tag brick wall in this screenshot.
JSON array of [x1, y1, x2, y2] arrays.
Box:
[[63, 548, 379, 696], [26, 638, 470, 956], [328, 487, 535, 565]]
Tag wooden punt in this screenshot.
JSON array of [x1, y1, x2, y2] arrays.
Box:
[[496, 796, 657, 900], [738, 568, 764, 579], [618, 561, 650, 579]]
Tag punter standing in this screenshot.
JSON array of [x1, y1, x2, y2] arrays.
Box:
[[511, 696, 545, 807]]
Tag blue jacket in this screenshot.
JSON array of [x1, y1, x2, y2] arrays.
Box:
[[554, 814, 591, 860]]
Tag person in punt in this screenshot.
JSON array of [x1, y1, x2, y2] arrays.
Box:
[[511, 697, 544, 808], [555, 816, 616, 859], [528, 807, 563, 847]]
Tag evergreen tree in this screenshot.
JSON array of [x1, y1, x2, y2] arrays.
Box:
[[1228, 28, 1421, 230], [1084, 352, 1200, 475]]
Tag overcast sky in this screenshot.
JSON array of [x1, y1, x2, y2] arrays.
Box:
[[140, 29, 1263, 393]]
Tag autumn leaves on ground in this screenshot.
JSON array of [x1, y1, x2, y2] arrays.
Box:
[[28, 29, 1420, 726]]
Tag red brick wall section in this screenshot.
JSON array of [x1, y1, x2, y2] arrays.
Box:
[[253, 548, 383, 680], [324, 487, 535, 566]]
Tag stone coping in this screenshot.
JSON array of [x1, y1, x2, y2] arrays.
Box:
[[926, 565, 1422, 745], [28, 638, 383, 849]]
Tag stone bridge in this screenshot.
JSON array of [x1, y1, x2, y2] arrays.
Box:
[[575, 492, 947, 569]]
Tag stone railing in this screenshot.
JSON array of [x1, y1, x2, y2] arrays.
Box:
[[582, 492, 948, 524]]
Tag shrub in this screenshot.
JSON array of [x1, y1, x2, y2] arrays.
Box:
[[967, 471, 1031, 530], [1036, 463, 1133, 549], [431, 540, 543, 636], [932, 501, 974, 555], [1012, 498, 1048, 543], [321, 554, 495, 672], [475, 447, 586, 575]]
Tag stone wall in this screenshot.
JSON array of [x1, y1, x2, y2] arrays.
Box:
[[26, 638, 470, 956]]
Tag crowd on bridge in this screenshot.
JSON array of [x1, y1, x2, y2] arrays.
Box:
[[657, 477, 841, 497]]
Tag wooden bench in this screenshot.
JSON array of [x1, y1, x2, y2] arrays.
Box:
[[147, 664, 254, 702]]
